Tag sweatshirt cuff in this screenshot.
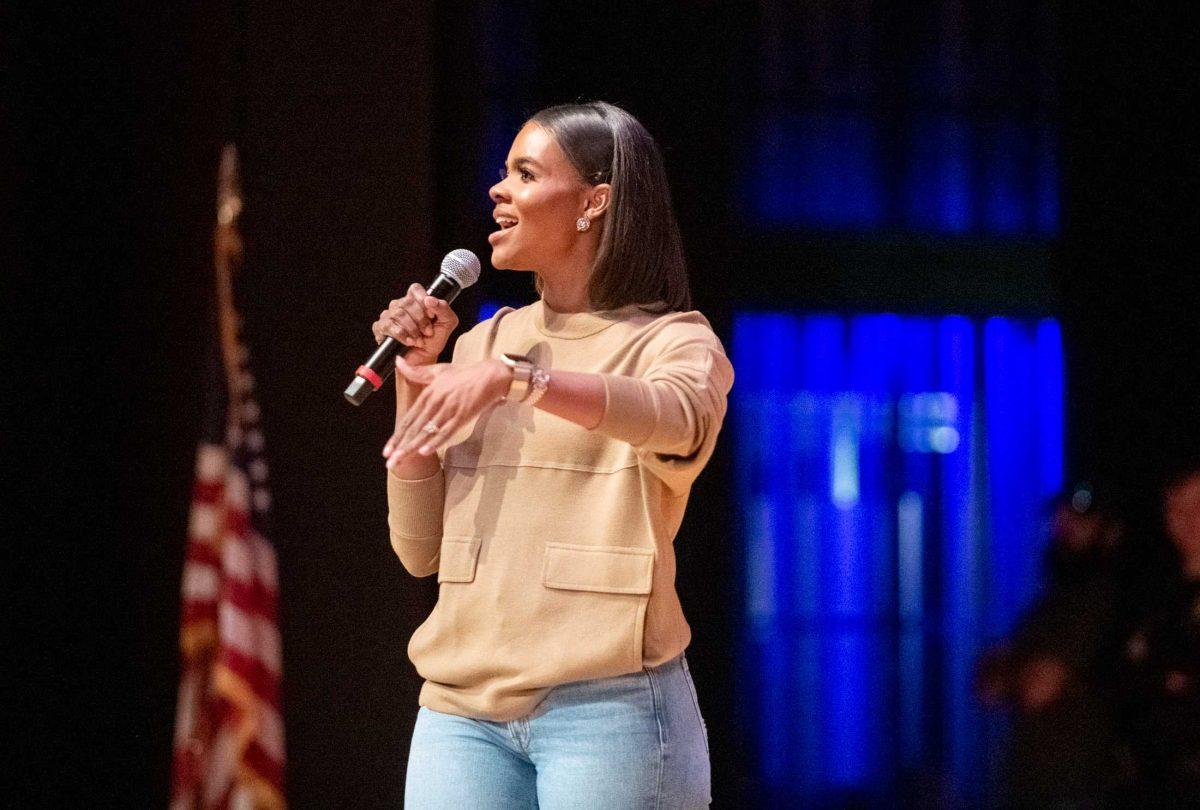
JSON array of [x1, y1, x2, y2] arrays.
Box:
[[591, 373, 659, 447], [386, 467, 445, 539]]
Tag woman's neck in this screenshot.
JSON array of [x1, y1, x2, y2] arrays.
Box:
[[538, 248, 594, 313], [541, 283, 589, 314]]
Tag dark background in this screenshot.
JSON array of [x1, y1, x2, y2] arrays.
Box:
[[7, 1, 1196, 806]]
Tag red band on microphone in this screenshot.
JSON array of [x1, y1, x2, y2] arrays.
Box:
[[356, 365, 383, 390]]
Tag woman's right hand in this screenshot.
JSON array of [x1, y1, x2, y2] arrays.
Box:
[[371, 283, 459, 367]]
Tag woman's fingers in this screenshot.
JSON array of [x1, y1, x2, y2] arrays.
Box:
[[400, 396, 448, 454], [390, 386, 443, 458], [405, 284, 435, 336], [411, 399, 463, 456], [389, 307, 425, 345], [376, 300, 426, 347], [373, 308, 395, 344], [384, 387, 434, 456], [389, 362, 448, 453], [373, 283, 455, 354], [417, 413, 463, 456], [425, 296, 458, 334], [385, 381, 432, 458], [395, 354, 436, 384], [382, 360, 493, 467], [400, 299, 433, 337], [393, 394, 430, 448], [387, 397, 446, 468]]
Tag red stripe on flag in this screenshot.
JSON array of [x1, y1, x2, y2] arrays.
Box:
[[185, 543, 222, 569], [192, 479, 225, 504], [182, 598, 219, 624], [224, 507, 252, 537], [223, 575, 279, 624], [244, 737, 285, 789], [218, 645, 281, 705]]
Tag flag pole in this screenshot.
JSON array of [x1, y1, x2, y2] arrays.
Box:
[[214, 144, 244, 415]]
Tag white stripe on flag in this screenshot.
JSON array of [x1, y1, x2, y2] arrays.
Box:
[[218, 601, 282, 676], [221, 532, 279, 591], [182, 561, 221, 602], [188, 503, 221, 541], [258, 704, 286, 763]]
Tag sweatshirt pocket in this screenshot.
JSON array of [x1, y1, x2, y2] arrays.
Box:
[[541, 543, 654, 594], [541, 543, 654, 673], [437, 537, 482, 584]]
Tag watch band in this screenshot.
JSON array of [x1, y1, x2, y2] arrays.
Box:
[[500, 352, 549, 405], [525, 364, 550, 407], [500, 353, 532, 402]]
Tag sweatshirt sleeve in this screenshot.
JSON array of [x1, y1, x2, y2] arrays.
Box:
[[387, 468, 444, 577], [384, 315, 498, 577], [590, 325, 734, 493], [384, 356, 447, 578]]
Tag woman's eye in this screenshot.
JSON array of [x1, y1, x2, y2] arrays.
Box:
[[498, 167, 534, 182]]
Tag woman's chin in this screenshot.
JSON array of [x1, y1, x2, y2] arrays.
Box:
[[489, 247, 517, 270]]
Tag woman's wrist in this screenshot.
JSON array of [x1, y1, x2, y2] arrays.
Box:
[[487, 358, 514, 401], [525, 369, 605, 427], [394, 361, 433, 420], [403, 349, 439, 367], [496, 354, 551, 405]]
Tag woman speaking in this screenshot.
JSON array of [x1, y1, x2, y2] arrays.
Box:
[[373, 101, 733, 809]]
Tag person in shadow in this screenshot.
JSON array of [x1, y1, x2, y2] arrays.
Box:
[[975, 483, 1126, 808], [1113, 457, 1200, 804]]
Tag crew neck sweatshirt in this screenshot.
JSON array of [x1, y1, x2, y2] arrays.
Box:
[[386, 299, 734, 721]]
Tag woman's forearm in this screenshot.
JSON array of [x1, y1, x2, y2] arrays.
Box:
[[383, 356, 709, 463], [537, 358, 726, 459], [531, 369, 606, 430]]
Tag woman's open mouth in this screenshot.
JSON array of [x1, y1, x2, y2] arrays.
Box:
[[489, 216, 518, 244]]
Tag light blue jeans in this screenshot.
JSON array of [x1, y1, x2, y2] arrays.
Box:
[[404, 653, 711, 809]]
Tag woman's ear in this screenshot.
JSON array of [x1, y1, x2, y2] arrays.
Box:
[[584, 183, 612, 220]]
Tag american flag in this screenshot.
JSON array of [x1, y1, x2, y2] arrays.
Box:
[[171, 145, 286, 810]]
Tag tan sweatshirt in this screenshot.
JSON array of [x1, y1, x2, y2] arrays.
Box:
[[386, 299, 734, 721]]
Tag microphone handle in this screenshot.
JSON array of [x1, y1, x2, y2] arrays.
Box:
[[343, 273, 463, 406]]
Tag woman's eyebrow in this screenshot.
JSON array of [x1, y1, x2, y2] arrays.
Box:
[[510, 156, 544, 171]]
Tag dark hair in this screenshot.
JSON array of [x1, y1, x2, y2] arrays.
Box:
[[528, 101, 691, 313]]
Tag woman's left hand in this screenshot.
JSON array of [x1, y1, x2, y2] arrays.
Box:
[[383, 355, 510, 468]]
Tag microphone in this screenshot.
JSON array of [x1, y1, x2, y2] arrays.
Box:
[[343, 249, 481, 406]]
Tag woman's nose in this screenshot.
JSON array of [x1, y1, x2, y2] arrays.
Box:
[[489, 180, 509, 203]]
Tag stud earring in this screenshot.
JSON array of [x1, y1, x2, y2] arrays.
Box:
[[575, 216, 591, 232]]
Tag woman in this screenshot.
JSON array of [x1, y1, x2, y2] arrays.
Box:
[[373, 101, 733, 809]]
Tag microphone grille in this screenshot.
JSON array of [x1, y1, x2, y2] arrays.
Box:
[[440, 249, 481, 288]]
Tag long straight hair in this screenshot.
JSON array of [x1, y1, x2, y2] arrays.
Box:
[[528, 102, 691, 313]]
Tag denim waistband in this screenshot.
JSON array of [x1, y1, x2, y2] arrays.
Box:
[[645, 651, 686, 674]]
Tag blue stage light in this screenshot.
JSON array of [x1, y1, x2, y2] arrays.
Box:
[[734, 311, 1064, 803]]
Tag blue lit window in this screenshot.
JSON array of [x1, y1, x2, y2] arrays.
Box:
[[734, 312, 1064, 804]]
